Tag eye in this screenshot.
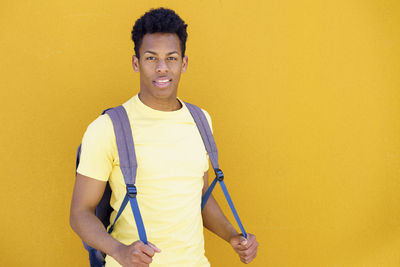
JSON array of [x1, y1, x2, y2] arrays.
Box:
[[146, 56, 156, 60], [167, 57, 178, 61]]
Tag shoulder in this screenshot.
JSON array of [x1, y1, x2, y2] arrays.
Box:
[[85, 113, 113, 137], [121, 95, 136, 117], [81, 112, 115, 148], [200, 108, 212, 128], [78, 113, 116, 181], [183, 101, 213, 130]]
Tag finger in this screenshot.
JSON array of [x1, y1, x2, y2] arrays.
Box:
[[247, 246, 258, 259], [231, 237, 249, 250], [237, 250, 248, 257], [242, 249, 257, 264], [239, 234, 258, 250], [147, 241, 161, 253], [139, 253, 153, 265], [241, 244, 258, 263], [140, 244, 156, 257], [237, 241, 258, 257], [240, 256, 250, 264], [232, 243, 247, 251], [237, 247, 253, 258], [236, 241, 252, 251], [239, 236, 248, 246], [240, 254, 254, 264], [246, 233, 257, 244], [242, 238, 258, 251]]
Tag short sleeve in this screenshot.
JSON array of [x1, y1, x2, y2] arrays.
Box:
[[201, 108, 213, 134], [77, 114, 116, 181]]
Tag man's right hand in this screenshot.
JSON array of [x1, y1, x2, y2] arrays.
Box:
[[70, 174, 161, 266], [113, 240, 161, 267]]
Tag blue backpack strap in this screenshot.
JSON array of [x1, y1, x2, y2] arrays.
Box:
[[104, 106, 148, 244], [184, 102, 248, 239], [75, 106, 148, 267]]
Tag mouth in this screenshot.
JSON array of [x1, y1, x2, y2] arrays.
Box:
[[153, 78, 172, 88]]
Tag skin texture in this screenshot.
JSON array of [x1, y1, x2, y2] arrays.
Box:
[[132, 33, 188, 111], [70, 32, 258, 265], [70, 173, 161, 267]]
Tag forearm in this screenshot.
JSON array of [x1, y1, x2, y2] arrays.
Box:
[[70, 209, 124, 259], [201, 195, 238, 242]]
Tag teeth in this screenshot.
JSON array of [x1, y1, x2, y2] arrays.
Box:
[[158, 79, 169, 83]]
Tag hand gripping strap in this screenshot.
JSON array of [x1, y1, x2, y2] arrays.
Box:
[[184, 102, 247, 239], [104, 106, 148, 244]]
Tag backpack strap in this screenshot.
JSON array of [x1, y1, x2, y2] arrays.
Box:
[[184, 102, 248, 239], [104, 106, 148, 244]]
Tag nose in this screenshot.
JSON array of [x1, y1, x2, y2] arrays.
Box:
[[156, 59, 168, 74]]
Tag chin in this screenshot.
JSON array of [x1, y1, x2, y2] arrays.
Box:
[[152, 87, 177, 99]]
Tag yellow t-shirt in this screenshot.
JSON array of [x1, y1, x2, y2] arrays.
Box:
[[77, 94, 211, 267]]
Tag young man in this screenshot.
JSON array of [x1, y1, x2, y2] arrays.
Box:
[[70, 8, 258, 267]]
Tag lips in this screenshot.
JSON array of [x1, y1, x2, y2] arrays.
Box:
[[153, 77, 172, 88]]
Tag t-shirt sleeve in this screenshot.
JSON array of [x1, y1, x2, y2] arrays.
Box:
[[77, 114, 116, 181], [201, 108, 213, 134]]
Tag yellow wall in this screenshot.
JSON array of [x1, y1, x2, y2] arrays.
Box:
[[1, 0, 399, 266]]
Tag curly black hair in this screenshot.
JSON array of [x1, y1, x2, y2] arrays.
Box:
[[131, 8, 188, 58]]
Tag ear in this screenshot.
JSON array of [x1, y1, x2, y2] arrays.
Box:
[[132, 55, 140, 72], [181, 56, 188, 73]]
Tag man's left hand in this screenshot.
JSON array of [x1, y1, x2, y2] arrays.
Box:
[[230, 233, 258, 264]]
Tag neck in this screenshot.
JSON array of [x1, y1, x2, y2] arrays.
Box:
[[138, 92, 182, 111]]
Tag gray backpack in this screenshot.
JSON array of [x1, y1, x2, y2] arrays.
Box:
[[75, 103, 247, 267]]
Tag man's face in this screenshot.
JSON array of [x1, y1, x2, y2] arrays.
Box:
[[132, 33, 188, 102]]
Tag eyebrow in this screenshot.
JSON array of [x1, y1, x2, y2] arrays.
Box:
[[143, 50, 180, 56]]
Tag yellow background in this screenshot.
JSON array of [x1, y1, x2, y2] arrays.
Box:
[[1, 0, 399, 266]]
